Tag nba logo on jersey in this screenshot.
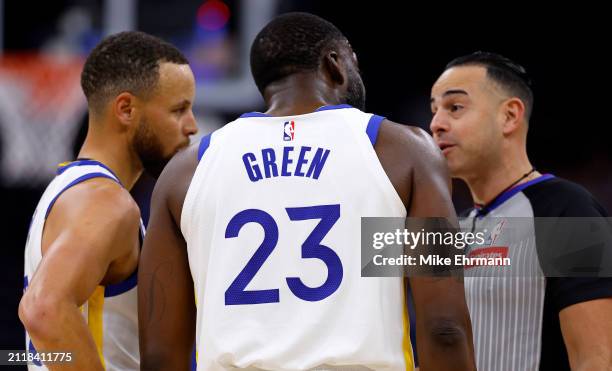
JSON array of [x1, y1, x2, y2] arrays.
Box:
[[283, 120, 295, 141], [489, 218, 506, 245]]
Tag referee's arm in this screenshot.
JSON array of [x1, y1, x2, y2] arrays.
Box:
[[560, 297, 612, 370], [556, 195, 612, 370]]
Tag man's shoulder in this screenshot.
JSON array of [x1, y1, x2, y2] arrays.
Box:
[[40, 176, 140, 260], [163, 142, 200, 179], [378, 119, 434, 148], [54, 176, 138, 219], [521, 176, 608, 217], [154, 141, 200, 224], [375, 119, 449, 209], [376, 119, 444, 169]]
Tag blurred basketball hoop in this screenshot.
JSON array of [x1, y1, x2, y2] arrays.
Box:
[[0, 53, 86, 186], [0, 0, 278, 186]]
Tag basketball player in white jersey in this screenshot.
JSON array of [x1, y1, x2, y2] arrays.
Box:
[[18, 31, 198, 370], [139, 13, 475, 371]]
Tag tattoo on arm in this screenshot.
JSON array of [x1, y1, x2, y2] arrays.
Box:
[[145, 261, 174, 327]]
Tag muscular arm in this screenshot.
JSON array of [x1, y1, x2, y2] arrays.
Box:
[[376, 120, 475, 371], [545, 186, 612, 370], [139, 145, 198, 371], [18, 179, 140, 370], [559, 298, 612, 370]]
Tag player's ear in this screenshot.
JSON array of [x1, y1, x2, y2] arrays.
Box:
[[113, 92, 139, 129], [322, 50, 346, 87], [501, 97, 525, 135]]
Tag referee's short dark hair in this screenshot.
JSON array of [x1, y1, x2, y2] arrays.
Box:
[[446, 51, 534, 120], [250, 12, 348, 94]]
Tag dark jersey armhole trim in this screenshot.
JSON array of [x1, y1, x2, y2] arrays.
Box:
[[104, 269, 138, 297], [366, 114, 385, 146], [45, 173, 118, 219], [198, 133, 212, 161], [552, 278, 612, 311]]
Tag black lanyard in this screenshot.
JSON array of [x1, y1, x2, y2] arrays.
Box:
[[470, 168, 536, 233]]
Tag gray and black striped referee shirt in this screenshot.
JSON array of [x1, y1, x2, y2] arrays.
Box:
[[460, 174, 612, 371]]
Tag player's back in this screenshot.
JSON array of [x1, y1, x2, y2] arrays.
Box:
[[181, 105, 413, 370], [23, 160, 141, 370]]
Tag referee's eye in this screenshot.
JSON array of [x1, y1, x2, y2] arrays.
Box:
[[450, 104, 463, 113]]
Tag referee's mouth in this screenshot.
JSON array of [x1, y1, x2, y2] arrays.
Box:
[[437, 141, 456, 155]]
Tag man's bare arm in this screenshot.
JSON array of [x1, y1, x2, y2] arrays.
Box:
[[139, 145, 198, 371], [376, 121, 475, 371], [560, 298, 612, 370], [18, 179, 140, 370]]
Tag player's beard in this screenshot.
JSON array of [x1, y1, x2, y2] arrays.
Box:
[[344, 68, 366, 111], [133, 117, 170, 179]]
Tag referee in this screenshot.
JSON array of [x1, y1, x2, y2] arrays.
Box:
[[429, 51, 612, 370]]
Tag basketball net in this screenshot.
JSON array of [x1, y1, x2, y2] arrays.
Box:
[[0, 52, 87, 186]]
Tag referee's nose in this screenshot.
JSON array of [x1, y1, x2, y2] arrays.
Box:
[[430, 111, 450, 139]]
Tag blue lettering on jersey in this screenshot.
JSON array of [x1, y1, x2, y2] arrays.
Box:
[[281, 147, 294, 177], [294, 146, 311, 177], [242, 146, 330, 182], [242, 152, 263, 182], [306, 147, 331, 179], [261, 148, 278, 178]]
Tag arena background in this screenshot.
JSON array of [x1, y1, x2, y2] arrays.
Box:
[[1, 0, 609, 363]]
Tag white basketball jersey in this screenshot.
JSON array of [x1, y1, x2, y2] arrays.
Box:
[[181, 105, 413, 371], [23, 160, 142, 370]]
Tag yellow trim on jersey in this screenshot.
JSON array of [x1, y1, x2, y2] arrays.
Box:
[[88, 286, 106, 370], [194, 287, 198, 364], [402, 287, 415, 371]]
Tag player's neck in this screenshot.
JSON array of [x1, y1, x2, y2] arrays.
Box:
[[77, 124, 143, 190], [263, 73, 343, 116], [464, 151, 539, 207]]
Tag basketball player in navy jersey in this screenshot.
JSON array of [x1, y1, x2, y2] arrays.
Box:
[[19, 31, 197, 370], [140, 13, 475, 370]]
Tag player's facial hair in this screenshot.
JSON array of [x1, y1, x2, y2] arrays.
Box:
[[344, 67, 366, 111], [133, 116, 169, 178]]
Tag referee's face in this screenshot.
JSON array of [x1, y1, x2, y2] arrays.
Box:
[[430, 66, 505, 179]]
